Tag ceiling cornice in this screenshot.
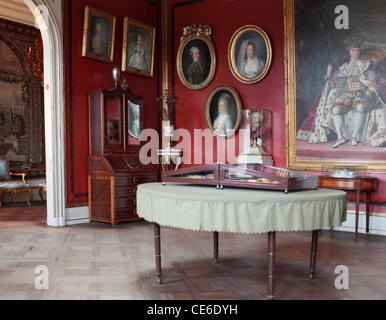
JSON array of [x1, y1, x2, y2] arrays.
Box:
[[0, 0, 35, 27]]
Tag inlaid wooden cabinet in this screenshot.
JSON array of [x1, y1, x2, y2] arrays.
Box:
[[88, 86, 157, 225]]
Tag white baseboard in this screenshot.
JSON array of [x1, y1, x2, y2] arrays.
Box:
[[65, 206, 89, 225], [333, 211, 386, 236]]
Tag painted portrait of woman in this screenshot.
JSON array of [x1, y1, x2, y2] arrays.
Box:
[[229, 25, 272, 84], [121, 17, 155, 78], [205, 85, 241, 138], [82, 7, 116, 63]]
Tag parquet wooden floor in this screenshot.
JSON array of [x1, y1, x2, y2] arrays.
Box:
[[0, 202, 386, 300]]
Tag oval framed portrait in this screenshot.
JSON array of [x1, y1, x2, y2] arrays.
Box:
[[176, 25, 216, 90], [205, 85, 242, 138], [228, 25, 272, 84]]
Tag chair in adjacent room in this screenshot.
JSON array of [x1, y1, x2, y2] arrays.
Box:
[[0, 157, 31, 207]]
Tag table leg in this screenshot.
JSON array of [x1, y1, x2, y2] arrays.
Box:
[[267, 231, 276, 300], [309, 230, 319, 280], [26, 189, 31, 206], [365, 190, 371, 235], [354, 188, 361, 239], [154, 223, 162, 284], [38, 187, 44, 202], [214, 231, 219, 263]]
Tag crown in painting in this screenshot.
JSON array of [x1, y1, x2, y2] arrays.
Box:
[[344, 36, 364, 50]]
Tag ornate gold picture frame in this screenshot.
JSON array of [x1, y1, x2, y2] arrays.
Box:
[[122, 17, 156, 78], [82, 6, 116, 63], [228, 25, 272, 84], [176, 24, 216, 91], [285, 0, 386, 172], [204, 85, 242, 138]]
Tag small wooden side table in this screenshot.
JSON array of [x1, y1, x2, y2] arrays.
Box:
[[318, 176, 378, 238]]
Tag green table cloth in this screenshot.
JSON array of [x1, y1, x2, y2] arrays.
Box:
[[137, 182, 347, 233], [137, 182, 347, 299]]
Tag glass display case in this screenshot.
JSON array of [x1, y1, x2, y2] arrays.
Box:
[[104, 91, 124, 151], [99, 87, 143, 154], [321, 165, 368, 178], [237, 108, 273, 165], [162, 163, 318, 193]]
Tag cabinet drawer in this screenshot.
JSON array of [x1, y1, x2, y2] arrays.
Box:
[[114, 197, 136, 208], [115, 175, 156, 186], [115, 186, 136, 198], [115, 207, 138, 220]]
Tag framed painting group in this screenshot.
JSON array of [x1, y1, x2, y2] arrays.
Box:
[[175, 23, 272, 138], [81, 7, 276, 141], [82, 6, 155, 78], [284, 0, 386, 172], [176, 23, 272, 90]]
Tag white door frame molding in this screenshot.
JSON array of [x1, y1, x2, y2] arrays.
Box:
[[24, 0, 66, 227]]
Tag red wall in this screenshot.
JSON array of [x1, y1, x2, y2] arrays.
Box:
[[64, 0, 161, 205], [64, 0, 386, 211], [167, 0, 386, 209], [167, 0, 286, 167]]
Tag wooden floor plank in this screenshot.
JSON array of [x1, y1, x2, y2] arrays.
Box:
[[0, 203, 385, 300]]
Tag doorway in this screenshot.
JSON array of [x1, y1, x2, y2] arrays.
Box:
[[22, 0, 66, 227]]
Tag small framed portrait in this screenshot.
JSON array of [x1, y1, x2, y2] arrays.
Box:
[[205, 85, 242, 138], [228, 25, 272, 84], [82, 6, 116, 63], [127, 101, 141, 142], [177, 24, 216, 90], [122, 17, 156, 78]]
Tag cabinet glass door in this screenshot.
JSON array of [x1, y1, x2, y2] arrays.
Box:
[[127, 100, 141, 146], [105, 94, 124, 151]]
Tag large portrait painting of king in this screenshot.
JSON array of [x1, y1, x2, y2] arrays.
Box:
[[285, 0, 386, 171]]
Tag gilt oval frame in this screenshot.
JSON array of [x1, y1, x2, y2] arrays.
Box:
[[176, 25, 216, 91], [204, 84, 242, 139], [228, 25, 272, 84]]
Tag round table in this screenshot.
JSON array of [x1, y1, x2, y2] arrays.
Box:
[[137, 182, 347, 299]]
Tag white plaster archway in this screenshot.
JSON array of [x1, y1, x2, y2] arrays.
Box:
[[23, 0, 66, 227]]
